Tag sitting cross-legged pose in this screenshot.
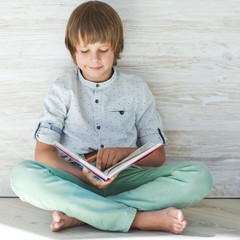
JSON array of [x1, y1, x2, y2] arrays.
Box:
[[11, 1, 212, 235]]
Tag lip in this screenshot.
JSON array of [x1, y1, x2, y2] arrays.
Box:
[[89, 66, 102, 71]]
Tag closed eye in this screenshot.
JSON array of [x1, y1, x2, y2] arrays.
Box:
[[99, 49, 108, 53]]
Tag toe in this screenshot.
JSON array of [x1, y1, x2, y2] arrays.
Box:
[[51, 211, 65, 232], [177, 210, 184, 221], [182, 219, 187, 228], [52, 211, 64, 222], [51, 220, 64, 232]]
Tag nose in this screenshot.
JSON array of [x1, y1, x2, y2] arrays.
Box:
[[90, 51, 100, 62]]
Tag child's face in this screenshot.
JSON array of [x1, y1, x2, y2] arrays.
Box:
[[75, 40, 115, 82]]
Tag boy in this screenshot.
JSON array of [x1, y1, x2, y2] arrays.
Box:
[[11, 1, 212, 234]]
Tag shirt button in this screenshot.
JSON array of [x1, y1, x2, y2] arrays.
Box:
[[96, 126, 101, 130], [96, 84, 100, 87], [100, 144, 104, 148], [95, 99, 99, 103]]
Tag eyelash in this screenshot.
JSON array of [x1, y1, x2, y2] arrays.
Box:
[[80, 49, 108, 53]]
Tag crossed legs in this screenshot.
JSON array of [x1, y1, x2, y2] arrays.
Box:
[[11, 160, 212, 234]]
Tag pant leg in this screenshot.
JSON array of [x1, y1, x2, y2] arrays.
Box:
[[10, 160, 136, 232], [11, 160, 212, 232], [107, 161, 213, 211]]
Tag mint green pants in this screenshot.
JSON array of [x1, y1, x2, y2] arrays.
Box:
[[10, 160, 212, 232]]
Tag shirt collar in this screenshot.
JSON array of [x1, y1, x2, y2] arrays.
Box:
[[77, 67, 117, 90]]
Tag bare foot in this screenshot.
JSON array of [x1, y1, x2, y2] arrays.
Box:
[[131, 207, 187, 234], [50, 211, 85, 232]]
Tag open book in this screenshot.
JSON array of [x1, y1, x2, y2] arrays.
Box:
[[52, 141, 164, 181]]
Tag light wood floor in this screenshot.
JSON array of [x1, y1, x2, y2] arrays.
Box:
[[0, 198, 239, 240]]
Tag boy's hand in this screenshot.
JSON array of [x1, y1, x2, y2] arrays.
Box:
[[87, 148, 130, 170], [82, 167, 118, 189]]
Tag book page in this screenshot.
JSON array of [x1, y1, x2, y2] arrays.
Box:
[[53, 141, 163, 181], [52, 141, 108, 181], [104, 142, 162, 178], [119, 143, 153, 162]]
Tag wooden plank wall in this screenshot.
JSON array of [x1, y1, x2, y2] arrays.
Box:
[[0, 0, 239, 197]]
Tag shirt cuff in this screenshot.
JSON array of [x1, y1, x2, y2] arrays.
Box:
[[34, 123, 62, 145], [139, 128, 168, 146]]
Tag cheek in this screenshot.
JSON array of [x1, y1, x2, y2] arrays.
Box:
[[75, 53, 86, 66], [105, 52, 115, 65]]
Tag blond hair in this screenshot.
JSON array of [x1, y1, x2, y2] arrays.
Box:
[[65, 1, 124, 65]]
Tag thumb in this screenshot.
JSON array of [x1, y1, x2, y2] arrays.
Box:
[[108, 173, 119, 183]]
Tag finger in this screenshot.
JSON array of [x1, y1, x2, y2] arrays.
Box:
[[96, 173, 118, 189], [82, 167, 118, 189], [111, 155, 119, 166], [105, 156, 114, 169], [97, 149, 110, 170], [101, 151, 108, 170], [101, 150, 111, 170], [107, 173, 119, 184], [87, 155, 97, 163], [82, 168, 101, 185], [82, 167, 92, 178], [82, 167, 98, 180], [105, 152, 120, 170], [96, 151, 103, 170]]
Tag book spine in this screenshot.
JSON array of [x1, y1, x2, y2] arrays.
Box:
[[53, 143, 108, 181]]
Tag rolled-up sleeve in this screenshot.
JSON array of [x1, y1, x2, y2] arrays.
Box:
[[136, 82, 168, 146], [34, 78, 68, 145]]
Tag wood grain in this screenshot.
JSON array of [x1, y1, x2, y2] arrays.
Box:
[[0, 198, 240, 238], [0, 0, 239, 196]]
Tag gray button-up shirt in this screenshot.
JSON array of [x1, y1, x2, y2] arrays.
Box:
[[34, 67, 167, 159]]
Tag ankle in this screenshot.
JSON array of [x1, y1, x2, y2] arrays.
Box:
[[131, 211, 144, 229]]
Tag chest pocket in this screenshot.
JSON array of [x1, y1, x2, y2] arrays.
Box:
[[106, 107, 136, 133]]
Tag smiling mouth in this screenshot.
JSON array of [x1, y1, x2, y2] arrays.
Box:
[[89, 66, 102, 71]]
